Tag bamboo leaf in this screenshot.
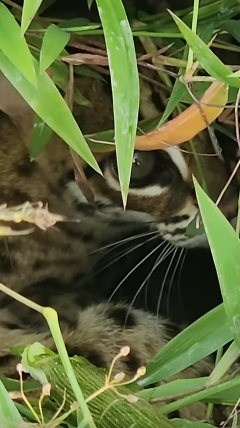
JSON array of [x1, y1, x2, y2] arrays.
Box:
[[21, 0, 44, 35], [0, 3, 36, 86], [194, 178, 240, 352], [95, 0, 139, 207], [30, 115, 53, 159], [139, 304, 232, 387], [169, 11, 240, 89], [0, 380, 24, 426], [0, 52, 101, 173], [39, 24, 70, 73]]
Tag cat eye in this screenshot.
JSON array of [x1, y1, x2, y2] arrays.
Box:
[[110, 151, 158, 186]]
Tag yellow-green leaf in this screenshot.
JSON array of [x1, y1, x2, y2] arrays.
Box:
[[39, 24, 70, 73], [0, 380, 24, 426], [95, 0, 139, 207], [169, 11, 240, 89], [21, 0, 44, 35], [0, 3, 36, 86], [0, 52, 101, 174], [194, 178, 240, 352]]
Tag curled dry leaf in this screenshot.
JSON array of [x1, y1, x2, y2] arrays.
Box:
[[90, 81, 228, 154], [134, 81, 228, 151], [61, 53, 109, 66]]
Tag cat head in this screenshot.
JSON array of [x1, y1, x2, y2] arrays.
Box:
[[78, 140, 238, 247], [0, 71, 238, 248]]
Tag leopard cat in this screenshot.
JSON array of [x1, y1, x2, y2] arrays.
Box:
[[0, 67, 238, 426]]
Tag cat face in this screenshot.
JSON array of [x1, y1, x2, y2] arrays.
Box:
[[68, 138, 238, 248], [0, 70, 237, 249]]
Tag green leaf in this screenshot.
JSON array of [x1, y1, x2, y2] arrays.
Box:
[[208, 341, 238, 386], [58, 18, 90, 29], [0, 3, 36, 86], [85, 115, 161, 152], [0, 380, 24, 426], [30, 50, 91, 107], [30, 115, 53, 159], [95, 0, 139, 207], [173, 422, 214, 428], [138, 304, 232, 387], [194, 178, 240, 351], [74, 65, 104, 81], [0, 51, 101, 174], [138, 377, 207, 401], [21, 0, 44, 35], [160, 376, 240, 415], [158, 42, 194, 127], [229, 70, 240, 78], [156, 23, 214, 127], [39, 24, 70, 73], [169, 11, 240, 89], [38, 0, 57, 14], [87, 0, 94, 8], [140, 374, 240, 408], [205, 383, 240, 405], [219, 20, 240, 45], [0, 376, 39, 392], [180, 82, 238, 105], [158, 80, 185, 127]]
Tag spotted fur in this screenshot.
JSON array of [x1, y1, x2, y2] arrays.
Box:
[[0, 67, 238, 425]]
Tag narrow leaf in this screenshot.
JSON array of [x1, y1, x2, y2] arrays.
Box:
[[30, 115, 53, 159], [0, 52, 101, 174], [0, 3, 36, 86], [21, 0, 44, 35], [95, 0, 139, 207], [139, 304, 232, 387], [169, 11, 240, 89], [208, 341, 239, 386], [194, 178, 240, 351], [0, 380, 24, 426], [40, 24, 70, 73], [219, 20, 240, 44], [158, 44, 189, 127]]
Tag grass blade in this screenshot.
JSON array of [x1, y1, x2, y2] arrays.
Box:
[[0, 3, 36, 86], [21, 0, 44, 35], [194, 178, 240, 351], [95, 0, 139, 207], [39, 24, 70, 73], [0, 380, 24, 427], [30, 116, 53, 159], [138, 304, 232, 387], [169, 11, 240, 89], [0, 52, 101, 173]]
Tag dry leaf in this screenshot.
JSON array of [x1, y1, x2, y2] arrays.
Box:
[[134, 81, 228, 150], [0, 202, 71, 232]]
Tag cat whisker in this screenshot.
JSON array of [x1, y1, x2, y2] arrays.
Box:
[[166, 247, 186, 319], [125, 243, 175, 320], [83, 233, 159, 282], [156, 246, 179, 319], [176, 248, 188, 311], [88, 230, 157, 255], [106, 240, 168, 311]]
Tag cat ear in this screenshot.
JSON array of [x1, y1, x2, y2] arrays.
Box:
[[0, 71, 34, 131]]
